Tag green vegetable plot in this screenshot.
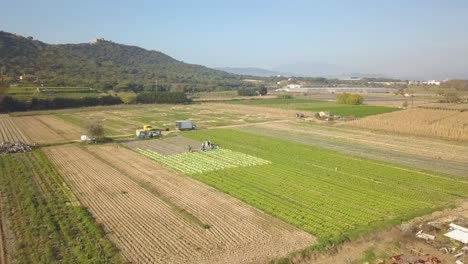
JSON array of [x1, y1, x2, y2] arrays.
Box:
[[137, 148, 271, 174], [173, 130, 468, 239], [0, 151, 121, 263]]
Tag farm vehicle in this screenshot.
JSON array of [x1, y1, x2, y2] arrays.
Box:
[[136, 125, 162, 139], [176, 120, 196, 131]]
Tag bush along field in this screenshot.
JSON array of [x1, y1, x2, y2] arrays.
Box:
[[164, 130, 468, 243], [0, 151, 122, 263]]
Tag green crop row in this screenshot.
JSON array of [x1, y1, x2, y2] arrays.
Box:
[[179, 130, 468, 239], [137, 148, 271, 174], [0, 151, 122, 263], [228, 98, 399, 117]]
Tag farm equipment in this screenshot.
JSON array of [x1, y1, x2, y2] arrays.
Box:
[[80, 135, 96, 144], [176, 120, 196, 131], [136, 125, 162, 139]]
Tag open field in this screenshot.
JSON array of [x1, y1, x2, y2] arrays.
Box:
[[0, 115, 28, 143], [238, 121, 468, 177], [50, 103, 283, 136], [0, 151, 121, 263], [349, 108, 468, 141], [12, 115, 81, 144], [228, 98, 401, 117], [178, 130, 468, 240], [44, 144, 314, 264]]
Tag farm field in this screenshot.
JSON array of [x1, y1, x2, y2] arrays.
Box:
[[177, 129, 468, 240], [12, 115, 81, 144], [0, 115, 28, 143], [238, 121, 468, 177], [0, 151, 121, 263], [228, 98, 400, 117], [50, 103, 282, 136], [349, 108, 468, 141], [44, 144, 314, 264]]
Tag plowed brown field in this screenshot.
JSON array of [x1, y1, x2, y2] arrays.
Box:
[[0, 115, 29, 143], [13, 116, 81, 143], [45, 145, 314, 264]]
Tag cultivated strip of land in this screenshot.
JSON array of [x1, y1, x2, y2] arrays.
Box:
[[45, 144, 314, 264]]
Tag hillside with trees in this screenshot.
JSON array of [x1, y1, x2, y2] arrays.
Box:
[[0, 31, 254, 92]]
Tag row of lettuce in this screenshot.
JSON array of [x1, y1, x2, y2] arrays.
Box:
[[0, 91, 189, 112]]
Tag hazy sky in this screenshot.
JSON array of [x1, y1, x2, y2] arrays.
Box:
[[2, 0, 468, 79]]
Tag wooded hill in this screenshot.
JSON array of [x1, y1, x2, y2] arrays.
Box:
[[0, 31, 251, 92]]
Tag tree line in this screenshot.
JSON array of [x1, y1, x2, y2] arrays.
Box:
[[0, 92, 191, 112]]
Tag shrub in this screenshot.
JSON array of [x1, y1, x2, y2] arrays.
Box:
[[337, 93, 363, 105], [277, 94, 293, 99]]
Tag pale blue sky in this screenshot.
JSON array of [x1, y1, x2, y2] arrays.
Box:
[[2, 0, 468, 79]]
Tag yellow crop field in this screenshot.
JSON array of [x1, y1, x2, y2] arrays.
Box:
[[348, 108, 468, 141]]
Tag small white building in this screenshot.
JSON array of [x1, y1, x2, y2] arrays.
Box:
[[287, 84, 301, 89], [444, 223, 468, 244], [422, 80, 441, 86]]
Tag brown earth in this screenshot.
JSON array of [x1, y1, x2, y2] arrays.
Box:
[[122, 136, 201, 155], [0, 115, 29, 143], [13, 116, 81, 144], [44, 144, 314, 264]]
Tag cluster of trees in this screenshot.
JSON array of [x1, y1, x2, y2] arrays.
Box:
[[237, 85, 268, 96], [336, 93, 364, 105], [135, 92, 190, 104], [0, 95, 122, 112]]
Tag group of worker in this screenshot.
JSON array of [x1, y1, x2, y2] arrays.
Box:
[[201, 141, 214, 151]]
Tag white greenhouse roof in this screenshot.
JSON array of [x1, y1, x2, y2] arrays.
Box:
[[444, 229, 468, 244]]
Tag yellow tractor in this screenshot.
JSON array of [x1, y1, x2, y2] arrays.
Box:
[[136, 125, 161, 139]]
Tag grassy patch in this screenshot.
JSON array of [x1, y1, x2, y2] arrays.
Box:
[[228, 98, 400, 117], [0, 151, 122, 263]]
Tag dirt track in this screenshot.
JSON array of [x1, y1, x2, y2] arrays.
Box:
[[45, 144, 314, 264]]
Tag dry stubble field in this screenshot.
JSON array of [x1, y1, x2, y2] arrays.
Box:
[[349, 108, 468, 141], [44, 144, 313, 264]]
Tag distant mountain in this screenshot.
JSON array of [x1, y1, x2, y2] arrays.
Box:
[[273, 61, 348, 77], [216, 67, 290, 77], [0, 31, 241, 90]]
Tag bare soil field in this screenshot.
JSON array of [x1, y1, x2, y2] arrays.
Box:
[[13, 116, 80, 144], [0, 115, 29, 143], [122, 135, 201, 155], [240, 121, 468, 177], [348, 108, 468, 141], [44, 144, 314, 264]]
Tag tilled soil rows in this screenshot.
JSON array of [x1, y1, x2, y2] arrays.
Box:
[[13, 116, 81, 144], [0, 115, 29, 143], [45, 144, 314, 264]]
